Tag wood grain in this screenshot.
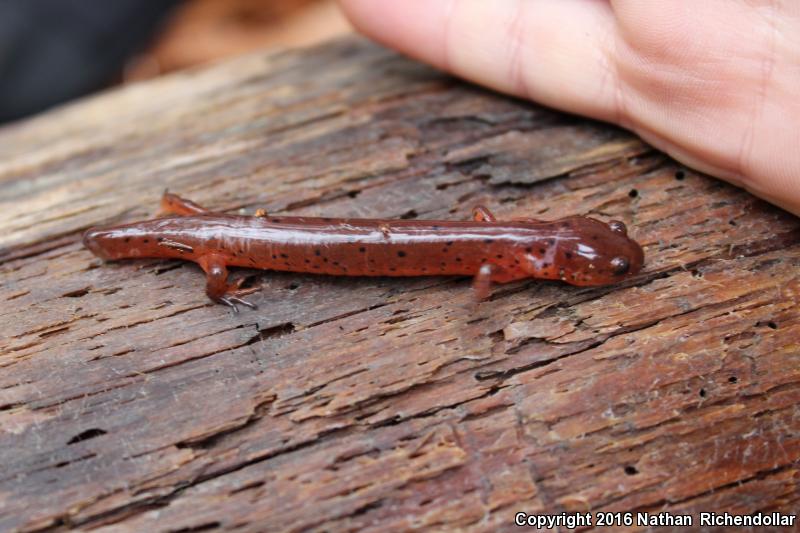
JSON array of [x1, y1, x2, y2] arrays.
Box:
[[1, 37, 798, 532]]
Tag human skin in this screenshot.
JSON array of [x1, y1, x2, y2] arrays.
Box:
[[337, 0, 800, 216]]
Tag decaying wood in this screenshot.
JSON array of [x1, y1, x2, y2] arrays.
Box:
[[1, 37, 798, 532]]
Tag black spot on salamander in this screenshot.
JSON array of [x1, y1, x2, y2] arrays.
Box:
[[446, 241, 453, 246], [323, 257, 329, 263], [156, 237, 163, 242], [315, 249, 321, 256], [124, 237, 131, 242], [304, 259, 310, 264], [389, 267, 397, 272], [484, 239, 494, 244], [432, 225, 441, 230], [542, 262, 550, 268], [313, 265, 320, 269], [143, 239, 149, 243], [456, 257, 462, 262], [565, 252, 573, 259], [272, 254, 277, 259], [496, 254, 503, 259], [397, 250, 406, 257], [280, 253, 289, 259], [539, 248, 546, 254], [333, 261, 340, 266], [272, 218, 282, 223], [359, 247, 366, 253], [525, 247, 532, 253]]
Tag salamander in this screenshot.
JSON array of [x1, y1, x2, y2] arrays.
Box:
[[82, 192, 644, 311]]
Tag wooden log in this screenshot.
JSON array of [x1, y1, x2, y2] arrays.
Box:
[[1, 37, 798, 532]]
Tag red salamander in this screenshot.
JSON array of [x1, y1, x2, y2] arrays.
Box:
[[82, 192, 644, 311]]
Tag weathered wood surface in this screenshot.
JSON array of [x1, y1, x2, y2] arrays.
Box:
[[1, 37, 799, 532]]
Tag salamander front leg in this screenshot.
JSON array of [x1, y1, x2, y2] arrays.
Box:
[[473, 204, 547, 224], [472, 264, 495, 300], [472, 205, 496, 222], [197, 254, 258, 312], [472, 263, 522, 299]]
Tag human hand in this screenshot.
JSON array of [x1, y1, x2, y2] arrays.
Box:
[[338, 0, 800, 216]]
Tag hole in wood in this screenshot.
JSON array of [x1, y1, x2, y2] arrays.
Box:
[[67, 428, 107, 445], [62, 287, 90, 298]]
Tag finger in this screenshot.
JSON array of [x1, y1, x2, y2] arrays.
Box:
[[338, 0, 623, 123], [609, 0, 800, 215]]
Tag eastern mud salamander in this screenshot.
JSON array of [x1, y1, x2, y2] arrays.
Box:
[[83, 192, 644, 311]]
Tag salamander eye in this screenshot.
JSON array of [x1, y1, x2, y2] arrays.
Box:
[[610, 256, 630, 276], [609, 220, 627, 235]]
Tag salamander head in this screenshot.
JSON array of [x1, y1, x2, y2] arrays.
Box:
[[519, 218, 644, 286]]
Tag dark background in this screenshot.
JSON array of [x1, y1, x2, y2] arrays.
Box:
[[0, 0, 348, 124]]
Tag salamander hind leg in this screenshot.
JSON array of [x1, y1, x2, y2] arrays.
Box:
[[472, 205, 497, 222], [160, 191, 270, 219], [160, 191, 213, 216], [197, 254, 258, 312]]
